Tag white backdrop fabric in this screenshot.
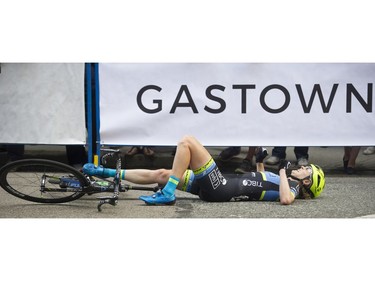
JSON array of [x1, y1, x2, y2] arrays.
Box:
[[0, 63, 86, 144], [99, 63, 375, 146]]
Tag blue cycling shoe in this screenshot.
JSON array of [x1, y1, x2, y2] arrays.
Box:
[[139, 190, 176, 205], [82, 163, 107, 177]]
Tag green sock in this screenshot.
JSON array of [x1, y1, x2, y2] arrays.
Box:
[[102, 168, 126, 180], [162, 175, 180, 196]]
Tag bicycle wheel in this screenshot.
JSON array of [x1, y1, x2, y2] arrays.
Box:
[[0, 159, 90, 203]]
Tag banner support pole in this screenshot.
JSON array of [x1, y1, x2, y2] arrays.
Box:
[[85, 63, 94, 163]]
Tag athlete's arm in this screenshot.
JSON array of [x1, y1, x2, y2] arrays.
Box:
[[255, 147, 268, 172], [256, 162, 265, 172], [279, 168, 295, 205]]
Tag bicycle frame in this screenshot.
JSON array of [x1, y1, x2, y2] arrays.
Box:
[[96, 148, 121, 211], [93, 148, 160, 211]]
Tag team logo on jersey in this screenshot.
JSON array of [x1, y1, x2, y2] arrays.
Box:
[[209, 167, 226, 189], [242, 179, 263, 188]]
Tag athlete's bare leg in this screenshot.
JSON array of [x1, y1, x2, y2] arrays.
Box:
[[124, 169, 171, 185], [138, 135, 213, 204], [125, 135, 211, 188], [169, 135, 213, 179]]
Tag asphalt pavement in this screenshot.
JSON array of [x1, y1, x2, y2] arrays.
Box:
[[0, 145, 374, 218]]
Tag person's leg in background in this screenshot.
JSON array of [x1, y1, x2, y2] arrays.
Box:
[[343, 146, 361, 174], [265, 146, 286, 165], [295, 146, 309, 166], [235, 147, 256, 173]]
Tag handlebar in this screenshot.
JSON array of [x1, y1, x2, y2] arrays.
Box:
[[100, 148, 120, 153], [97, 195, 118, 212], [100, 148, 120, 165]]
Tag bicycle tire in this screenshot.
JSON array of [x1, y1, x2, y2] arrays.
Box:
[[0, 159, 90, 203]]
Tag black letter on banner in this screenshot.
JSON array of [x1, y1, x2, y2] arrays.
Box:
[[346, 83, 373, 113], [296, 84, 338, 113], [260, 84, 290, 113], [232, 84, 256, 113], [170, 85, 198, 113], [205, 85, 226, 113], [137, 85, 162, 113]]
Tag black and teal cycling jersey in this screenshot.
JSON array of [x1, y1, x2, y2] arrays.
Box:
[[182, 158, 300, 202]]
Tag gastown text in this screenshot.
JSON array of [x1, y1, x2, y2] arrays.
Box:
[[136, 83, 373, 114]]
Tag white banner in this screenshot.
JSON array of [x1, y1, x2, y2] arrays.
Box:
[[0, 63, 86, 144], [99, 63, 375, 146]]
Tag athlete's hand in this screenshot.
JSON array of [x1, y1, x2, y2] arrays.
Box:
[[278, 160, 291, 172], [255, 147, 268, 163]]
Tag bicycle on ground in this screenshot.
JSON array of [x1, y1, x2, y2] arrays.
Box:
[[0, 148, 159, 211]]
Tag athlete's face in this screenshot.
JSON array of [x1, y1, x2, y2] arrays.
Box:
[[290, 166, 312, 180]]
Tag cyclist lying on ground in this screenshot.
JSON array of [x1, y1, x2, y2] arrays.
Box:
[[83, 135, 325, 205]]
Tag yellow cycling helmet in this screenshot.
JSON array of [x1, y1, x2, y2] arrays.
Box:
[[308, 164, 326, 198]]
